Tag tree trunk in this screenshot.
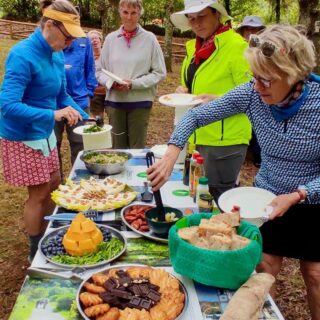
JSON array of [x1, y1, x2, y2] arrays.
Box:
[[275, 0, 281, 23], [96, 0, 120, 37], [163, 0, 174, 72], [224, 0, 231, 16], [299, 0, 320, 73]]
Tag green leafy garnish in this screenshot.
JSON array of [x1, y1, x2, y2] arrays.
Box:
[[83, 125, 104, 133], [51, 238, 124, 265]]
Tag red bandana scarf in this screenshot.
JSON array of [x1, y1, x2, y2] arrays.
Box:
[[194, 25, 230, 65], [120, 27, 138, 48]]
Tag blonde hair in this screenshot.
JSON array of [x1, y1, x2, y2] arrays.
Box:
[[40, 0, 79, 27], [88, 30, 102, 41], [119, 0, 144, 15], [245, 24, 316, 85]]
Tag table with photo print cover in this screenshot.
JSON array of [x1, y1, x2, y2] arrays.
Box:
[[9, 150, 285, 320]]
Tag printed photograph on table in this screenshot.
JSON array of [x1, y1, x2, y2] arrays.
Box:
[[112, 237, 170, 266], [9, 278, 82, 320]]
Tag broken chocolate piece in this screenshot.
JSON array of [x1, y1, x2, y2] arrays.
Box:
[[118, 277, 132, 286], [130, 284, 142, 296], [147, 289, 161, 302], [112, 288, 132, 300], [139, 283, 150, 296], [128, 296, 142, 309], [103, 278, 118, 291], [99, 292, 118, 305], [139, 298, 152, 311], [116, 270, 129, 278], [149, 283, 160, 291]]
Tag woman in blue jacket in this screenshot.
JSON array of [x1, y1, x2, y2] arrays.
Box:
[[0, 0, 88, 261]]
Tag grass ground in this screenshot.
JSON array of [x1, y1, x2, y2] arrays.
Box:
[[0, 40, 311, 320]]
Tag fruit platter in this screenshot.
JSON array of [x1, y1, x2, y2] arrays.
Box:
[[39, 213, 127, 268], [51, 177, 137, 211], [121, 203, 170, 243], [77, 264, 188, 320]]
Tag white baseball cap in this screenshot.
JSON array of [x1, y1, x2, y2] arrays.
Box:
[[237, 16, 265, 32], [170, 0, 232, 32]]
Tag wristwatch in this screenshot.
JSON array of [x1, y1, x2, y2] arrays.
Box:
[[296, 185, 307, 203]]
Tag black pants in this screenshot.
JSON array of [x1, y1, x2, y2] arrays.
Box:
[[260, 203, 320, 261]]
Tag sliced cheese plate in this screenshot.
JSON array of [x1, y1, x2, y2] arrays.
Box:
[[38, 225, 127, 269]]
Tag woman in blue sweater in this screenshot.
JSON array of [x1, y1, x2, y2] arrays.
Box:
[[0, 0, 88, 261], [148, 25, 320, 318]]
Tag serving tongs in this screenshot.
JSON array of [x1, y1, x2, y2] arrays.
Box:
[[146, 152, 165, 221], [27, 266, 85, 280], [81, 115, 104, 127], [44, 210, 100, 222]]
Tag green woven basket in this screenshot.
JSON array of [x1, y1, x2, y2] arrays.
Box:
[[169, 213, 262, 290]]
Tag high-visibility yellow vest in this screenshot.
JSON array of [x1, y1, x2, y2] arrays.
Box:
[[181, 29, 252, 146]]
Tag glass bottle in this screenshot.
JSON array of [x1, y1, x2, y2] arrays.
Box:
[[193, 157, 205, 202], [189, 151, 200, 198], [182, 144, 194, 186]]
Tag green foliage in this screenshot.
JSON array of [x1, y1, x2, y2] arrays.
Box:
[[55, 294, 75, 311], [65, 300, 79, 320], [9, 295, 34, 320], [0, 0, 40, 21], [27, 287, 47, 301], [230, 0, 299, 25]]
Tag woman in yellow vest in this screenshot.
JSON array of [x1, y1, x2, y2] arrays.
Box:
[[171, 0, 252, 201]]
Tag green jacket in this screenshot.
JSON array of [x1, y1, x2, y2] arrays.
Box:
[[181, 29, 252, 146]]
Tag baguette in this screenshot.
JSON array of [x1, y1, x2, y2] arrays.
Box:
[[221, 273, 275, 320]]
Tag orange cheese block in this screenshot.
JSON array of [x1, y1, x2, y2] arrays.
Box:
[[63, 213, 103, 256]]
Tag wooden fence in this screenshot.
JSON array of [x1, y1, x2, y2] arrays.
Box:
[[0, 19, 186, 59]]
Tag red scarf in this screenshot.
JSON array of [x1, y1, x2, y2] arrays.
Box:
[[121, 27, 138, 48], [194, 25, 230, 65]]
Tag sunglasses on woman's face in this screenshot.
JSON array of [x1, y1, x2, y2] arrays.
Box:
[[249, 34, 276, 57], [53, 21, 75, 41]]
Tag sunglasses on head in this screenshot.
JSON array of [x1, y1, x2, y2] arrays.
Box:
[[249, 34, 277, 57]]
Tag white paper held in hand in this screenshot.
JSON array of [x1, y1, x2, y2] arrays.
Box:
[[101, 68, 127, 85]]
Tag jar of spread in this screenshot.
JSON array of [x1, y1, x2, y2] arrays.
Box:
[[198, 193, 214, 213]]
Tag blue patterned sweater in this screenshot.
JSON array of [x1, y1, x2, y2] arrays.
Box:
[[169, 80, 320, 203]]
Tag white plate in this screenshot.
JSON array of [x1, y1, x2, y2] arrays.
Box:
[[150, 144, 168, 158], [218, 187, 276, 219], [101, 68, 127, 85], [159, 93, 203, 107], [73, 124, 112, 136], [38, 225, 127, 269]]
